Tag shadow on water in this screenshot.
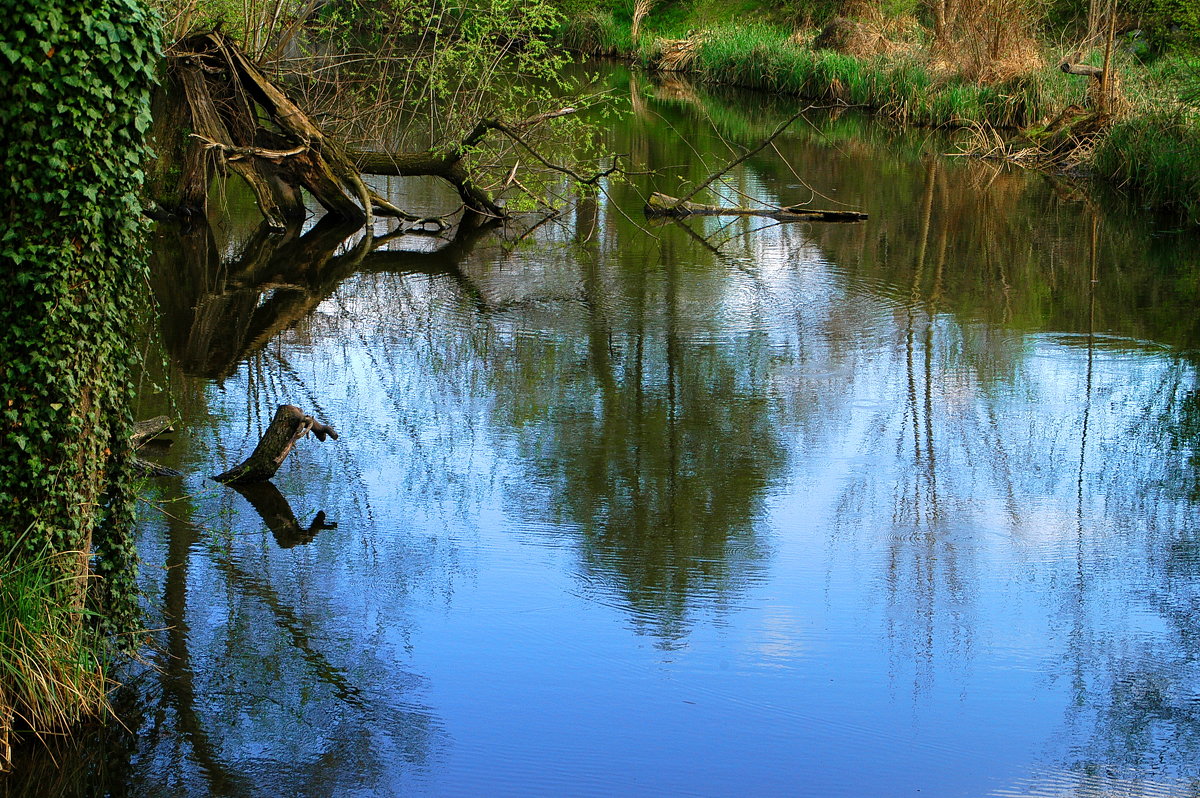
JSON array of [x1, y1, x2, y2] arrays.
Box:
[[148, 208, 498, 381]]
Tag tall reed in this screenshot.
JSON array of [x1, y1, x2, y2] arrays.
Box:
[[0, 552, 108, 767], [1094, 110, 1200, 222]]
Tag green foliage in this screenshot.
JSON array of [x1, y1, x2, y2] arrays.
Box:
[[560, 8, 633, 52], [1132, 0, 1200, 49], [0, 0, 160, 659], [0, 550, 109, 736], [1094, 110, 1200, 221]]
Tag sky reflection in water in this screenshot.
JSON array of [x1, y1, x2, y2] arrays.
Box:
[[16, 69, 1200, 798]]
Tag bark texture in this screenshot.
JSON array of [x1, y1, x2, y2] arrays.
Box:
[[213, 405, 338, 484]]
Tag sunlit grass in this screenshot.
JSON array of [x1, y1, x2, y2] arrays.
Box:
[[0, 551, 108, 761]]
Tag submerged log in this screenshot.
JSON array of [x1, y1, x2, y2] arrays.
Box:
[[646, 192, 867, 222], [131, 415, 183, 477], [213, 404, 338, 485], [132, 458, 184, 478]]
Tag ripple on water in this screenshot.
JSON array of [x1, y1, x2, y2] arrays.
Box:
[[990, 769, 1196, 798]]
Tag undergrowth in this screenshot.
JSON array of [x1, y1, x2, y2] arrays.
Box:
[[0, 552, 109, 760], [561, 15, 1083, 129], [1095, 110, 1200, 222]]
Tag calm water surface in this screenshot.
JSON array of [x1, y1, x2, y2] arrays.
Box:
[[13, 68, 1200, 797]]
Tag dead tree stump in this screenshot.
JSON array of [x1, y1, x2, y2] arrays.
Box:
[[213, 404, 338, 484]]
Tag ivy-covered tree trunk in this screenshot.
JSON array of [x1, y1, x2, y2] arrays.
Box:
[[0, 0, 159, 753]]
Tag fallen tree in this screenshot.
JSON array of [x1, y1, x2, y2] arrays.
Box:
[[154, 32, 372, 228], [646, 192, 867, 222], [646, 104, 867, 224], [150, 32, 586, 227]]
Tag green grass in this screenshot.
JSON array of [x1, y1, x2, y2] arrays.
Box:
[[0, 551, 108, 756], [1094, 110, 1200, 222], [560, 17, 1082, 129], [558, 9, 633, 55], [692, 25, 1082, 128]]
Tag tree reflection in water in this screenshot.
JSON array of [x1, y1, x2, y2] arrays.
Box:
[[23, 73, 1200, 796]]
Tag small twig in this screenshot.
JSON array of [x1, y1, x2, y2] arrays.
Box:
[[671, 106, 813, 208]]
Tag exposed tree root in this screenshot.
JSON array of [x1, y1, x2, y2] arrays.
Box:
[[153, 33, 588, 227]]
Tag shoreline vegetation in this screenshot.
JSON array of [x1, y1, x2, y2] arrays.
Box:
[[553, 3, 1200, 223]]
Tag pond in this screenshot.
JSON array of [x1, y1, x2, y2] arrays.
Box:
[[14, 65, 1200, 797]]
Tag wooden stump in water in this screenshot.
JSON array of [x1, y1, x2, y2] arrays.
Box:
[[213, 405, 338, 485], [131, 415, 183, 477]]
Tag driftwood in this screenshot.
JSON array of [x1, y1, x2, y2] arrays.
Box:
[[132, 415, 174, 448], [646, 192, 867, 222], [1059, 61, 1104, 81], [664, 106, 811, 211], [1057, 47, 1119, 117], [647, 105, 866, 224], [213, 404, 338, 485]]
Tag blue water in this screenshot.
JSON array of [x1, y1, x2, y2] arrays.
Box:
[[25, 75, 1200, 798]]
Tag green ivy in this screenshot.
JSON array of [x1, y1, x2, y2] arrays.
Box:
[[0, 0, 160, 649]]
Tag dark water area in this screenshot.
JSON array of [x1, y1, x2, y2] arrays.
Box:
[[11, 65, 1200, 797]]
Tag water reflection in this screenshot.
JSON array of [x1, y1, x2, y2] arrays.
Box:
[[15, 65, 1200, 797], [231, 482, 337, 548], [139, 482, 442, 797], [490, 245, 786, 645]]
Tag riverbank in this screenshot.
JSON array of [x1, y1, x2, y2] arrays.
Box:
[[556, 9, 1200, 222]]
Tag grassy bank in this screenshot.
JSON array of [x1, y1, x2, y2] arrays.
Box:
[[0, 553, 109, 767], [1095, 110, 1200, 221], [557, 7, 1200, 222], [561, 12, 1083, 127]]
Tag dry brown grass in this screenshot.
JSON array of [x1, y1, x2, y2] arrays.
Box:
[[656, 36, 703, 72], [928, 0, 1045, 83], [806, 4, 922, 59], [631, 0, 656, 43], [0, 553, 109, 771]]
